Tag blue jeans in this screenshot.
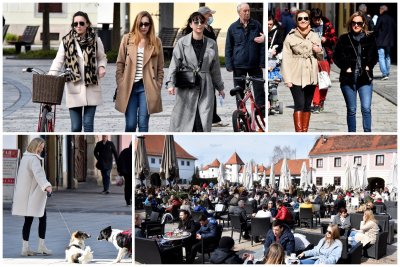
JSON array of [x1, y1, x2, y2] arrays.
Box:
[[101, 169, 111, 192], [378, 47, 391, 77], [341, 83, 372, 132], [69, 106, 97, 132], [300, 259, 317, 264], [125, 80, 149, 132], [349, 230, 358, 247]]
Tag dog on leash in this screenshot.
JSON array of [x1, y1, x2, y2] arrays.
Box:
[[65, 231, 93, 264], [97, 226, 132, 263]]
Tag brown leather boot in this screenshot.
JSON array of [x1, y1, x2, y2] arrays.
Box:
[[293, 111, 303, 132], [302, 112, 311, 132]]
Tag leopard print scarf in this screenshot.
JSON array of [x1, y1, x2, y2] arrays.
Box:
[[62, 27, 98, 86]]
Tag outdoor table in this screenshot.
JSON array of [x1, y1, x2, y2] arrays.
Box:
[[163, 231, 191, 241]]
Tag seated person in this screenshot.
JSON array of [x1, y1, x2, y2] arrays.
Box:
[[275, 200, 293, 224], [365, 201, 377, 214], [135, 214, 145, 238], [255, 204, 272, 222], [265, 243, 285, 264], [264, 220, 295, 256], [267, 200, 278, 217], [194, 200, 212, 217], [210, 236, 253, 264], [299, 198, 313, 211], [373, 198, 387, 213], [293, 233, 311, 254], [331, 208, 351, 236], [186, 215, 218, 263], [298, 224, 343, 264], [349, 210, 379, 247], [165, 196, 182, 219], [180, 198, 192, 213], [333, 195, 346, 215], [178, 210, 198, 257], [233, 200, 251, 239]]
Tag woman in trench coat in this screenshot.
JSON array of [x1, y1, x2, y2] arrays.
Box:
[[166, 12, 225, 132], [12, 138, 53, 256], [49, 11, 107, 132], [115, 11, 164, 132]]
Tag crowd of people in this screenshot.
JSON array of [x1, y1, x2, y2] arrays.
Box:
[[268, 4, 395, 132], [135, 181, 394, 264]]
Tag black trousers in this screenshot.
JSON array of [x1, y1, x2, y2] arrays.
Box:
[[212, 95, 221, 123], [289, 84, 316, 112], [124, 174, 132, 205], [23, 210, 47, 241], [233, 68, 265, 111]]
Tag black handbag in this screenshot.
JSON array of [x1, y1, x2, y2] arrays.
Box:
[[175, 38, 208, 89]]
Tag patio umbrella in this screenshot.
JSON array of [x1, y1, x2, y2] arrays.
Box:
[[269, 162, 276, 188], [279, 158, 290, 192], [261, 170, 266, 187], [343, 162, 352, 191], [160, 135, 179, 186], [247, 161, 254, 189], [387, 154, 398, 192], [217, 162, 226, 187], [134, 136, 150, 186], [352, 165, 360, 189], [300, 161, 308, 188], [361, 166, 368, 189], [307, 169, 312, 187]]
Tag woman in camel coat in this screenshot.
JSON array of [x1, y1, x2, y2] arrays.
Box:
[[115, 11, 164, 132], [12, 138, 53, 256]]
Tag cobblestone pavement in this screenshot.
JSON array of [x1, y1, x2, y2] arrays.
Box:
[[268, 64, 397, 132]]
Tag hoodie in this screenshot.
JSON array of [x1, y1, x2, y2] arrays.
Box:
[[210, 248, 244, 264]]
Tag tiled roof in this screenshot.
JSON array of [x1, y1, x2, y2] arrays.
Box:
[[225, 152, 245, 165], [209, 159, 221, 168], [309, 135, 397, 156], [135, 135, 197, 160], [266, 159, 310, 176]]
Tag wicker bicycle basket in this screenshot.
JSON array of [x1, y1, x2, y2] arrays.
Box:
[[32, 74, 65, 105]]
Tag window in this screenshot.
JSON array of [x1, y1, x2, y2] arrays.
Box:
[[151, 158, 155, 164], [187, 161, 190, 166], [376, 155, 384, 166], [181, 160, 184, 166], [334, 177, 341, 186], [354, 156, 362, 166], [316, 177, 322, 186], [38, 3, 62, 13], [316, 159, 323, 168], [334, 157, 341, 167]]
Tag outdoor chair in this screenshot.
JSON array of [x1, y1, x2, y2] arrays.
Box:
[[375, 214, 393, 244], [230, 214, 245, 243], [312, 204, 321, 225], [363, 231, 388, 260], [191, 210, 205, 222], [200, 224, 223, 263], [136, 237, 183, 264], [244, 203, 254, 214], [158, 27, 179, 60], [145, 223, 165, 238], [299, 208, 314, 228], [144, 205, 153, 219], [349, 213, 364, 229], [7, 25, 39, 53], [219, 212, 231, 229], [250, 217, 270, 246], [375, 205, 385, 214]]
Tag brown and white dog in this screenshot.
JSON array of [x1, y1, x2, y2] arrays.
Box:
[[65, 231, 93, 264]]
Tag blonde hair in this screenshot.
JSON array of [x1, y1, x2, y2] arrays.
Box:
[[347, 11, 371, 35], [130, 11, 160, 56], [26, 137, 45, 154], [265, 243, 285, 264], [364, 209, 377, 223]]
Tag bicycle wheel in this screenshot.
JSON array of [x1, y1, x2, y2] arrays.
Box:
[[39, 107, 48, 132], [232, 110, 249, 132]]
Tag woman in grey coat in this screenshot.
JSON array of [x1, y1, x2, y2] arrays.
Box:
[[332, 208, 351, 236], [166, 12, 225, 132], [12, 138, 53, 256]]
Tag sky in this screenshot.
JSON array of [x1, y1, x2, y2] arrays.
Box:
[[174, 134, 319, 167]]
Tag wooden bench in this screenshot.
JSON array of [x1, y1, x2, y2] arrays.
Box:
[[213, 28, 221, 39], [8, 25, 39, 54], [3, 24, 9, 40], [40, 32, 60, 41], [158, 27, 179, 60]]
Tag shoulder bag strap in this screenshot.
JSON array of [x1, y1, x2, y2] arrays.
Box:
[[269, 30, 278, 50], [197, 38, 208, 71]]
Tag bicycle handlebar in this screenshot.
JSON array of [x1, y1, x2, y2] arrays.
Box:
[[233, 76, 265, 83], [22, 67, 71, 77]]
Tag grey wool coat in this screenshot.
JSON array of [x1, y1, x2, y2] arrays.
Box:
[[166, 33, 224, 132], [12, 152, 51, 218]]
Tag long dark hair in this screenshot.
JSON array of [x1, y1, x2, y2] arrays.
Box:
[[71, 11, 92, 29], [182, 12, 206, 35]]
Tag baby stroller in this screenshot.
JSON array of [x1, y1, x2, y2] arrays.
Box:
[[268, 54, 283, 115]]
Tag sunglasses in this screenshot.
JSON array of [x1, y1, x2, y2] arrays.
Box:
[[192, 19, 205, 25], [352, 21, 364, 27], [140, 22, 151, 28], [73, 21, 86, 27], [297, 16, 309, 22]]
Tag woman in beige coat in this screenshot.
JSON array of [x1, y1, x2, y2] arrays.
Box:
[[50, 11, 107, 132], [12, 138, 53, 256], [115, 11, 164, 132], [281, 10, 323, 132], [349, 210, 379, 247]]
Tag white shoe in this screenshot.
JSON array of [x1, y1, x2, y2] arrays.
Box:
[[21, 240, 36, 256], [37, 238, 52, 255]]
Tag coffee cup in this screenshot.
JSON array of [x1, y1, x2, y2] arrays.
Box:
[[290, 253, 297, 259]]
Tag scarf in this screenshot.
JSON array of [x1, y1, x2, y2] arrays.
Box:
[[296, 26, 311, 38], [62, 27, 98, 86]]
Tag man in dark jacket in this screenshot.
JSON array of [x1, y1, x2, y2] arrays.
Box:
[[225, 3, 265, 113], [374, 5, 396, 80], [117, 142, 132, 206], [178, 210, 198, 259], [94, 135, 118, 194], [210, 236, 253, 264], [187, 215, 218, 263], [233, 200, 251, 239], [264, 220, 295, 256]]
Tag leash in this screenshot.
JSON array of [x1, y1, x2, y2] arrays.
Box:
[[47, 192, 72, 236]]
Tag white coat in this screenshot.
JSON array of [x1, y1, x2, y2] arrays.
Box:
[[12, 152, 52, 217], [49, 37, 107, 108]]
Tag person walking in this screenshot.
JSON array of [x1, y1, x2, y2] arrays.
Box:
[[310, 8, 337, 114], [117, 142, 132, 206], [374, 5, 395, 80], [115, 11, 164, 132], [94, 135, 118, 194], [333, 12, 378, 132], [225, 3, 265, 115], [49, 11, 107, 132], [12, 138, 53, 256], [281, 10, 323, 132], [166, 12, 225, 132]]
